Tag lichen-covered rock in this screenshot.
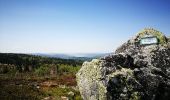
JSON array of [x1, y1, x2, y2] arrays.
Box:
[[76, 28, 170, 100], [76, 59, 107, 100]]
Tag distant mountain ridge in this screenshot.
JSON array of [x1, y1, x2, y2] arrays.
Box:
[[32, 53, 110, 60]]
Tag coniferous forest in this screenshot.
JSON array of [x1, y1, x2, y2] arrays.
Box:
[[0, 53, 84, 100]]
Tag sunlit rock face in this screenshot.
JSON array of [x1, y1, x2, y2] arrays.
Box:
[[76, 28, 170, 100]]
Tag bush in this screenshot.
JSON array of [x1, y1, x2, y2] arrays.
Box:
[[58, 64, 81, 74], [34, 65, 50, 76]]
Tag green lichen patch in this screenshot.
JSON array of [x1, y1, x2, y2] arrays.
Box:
[[98, 82, 107, 100], [76, 59, 107, 100]]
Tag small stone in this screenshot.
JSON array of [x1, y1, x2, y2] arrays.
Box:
[[68, 91, 74, 96], [61, 96, 69, 100]]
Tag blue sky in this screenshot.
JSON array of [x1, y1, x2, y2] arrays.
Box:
[[0, 0, 170, 53]]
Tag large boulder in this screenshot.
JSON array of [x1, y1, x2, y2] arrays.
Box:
[[76, 28, 170, 100]]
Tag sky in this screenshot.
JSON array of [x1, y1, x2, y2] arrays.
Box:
[[0, 0, 170, 54]]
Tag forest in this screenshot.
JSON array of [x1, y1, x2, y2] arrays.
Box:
[[0, 53, 84, 100]]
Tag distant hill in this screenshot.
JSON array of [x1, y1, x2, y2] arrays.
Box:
[[32, 53, 110, 61]]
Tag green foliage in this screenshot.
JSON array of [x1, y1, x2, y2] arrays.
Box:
[[58, 64, 81, 74], [0, 53, 83, 72], [34, 65, 50, 76], [75, 95, 83, 100], [0, 53, 83, 76], [0, 53, 83, 99], [34, 64, 81, 77], [0, 64, 17, 74], [43, 87, 82, 100], [0, 84, 44, 100]]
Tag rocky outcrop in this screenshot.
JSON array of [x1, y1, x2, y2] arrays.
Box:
[[76, 28, 170, 100]]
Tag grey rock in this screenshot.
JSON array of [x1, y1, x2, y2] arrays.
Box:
[[76, 28, 170, 100]]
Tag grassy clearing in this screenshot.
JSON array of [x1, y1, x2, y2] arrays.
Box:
[[0, 73, 82, 100]]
